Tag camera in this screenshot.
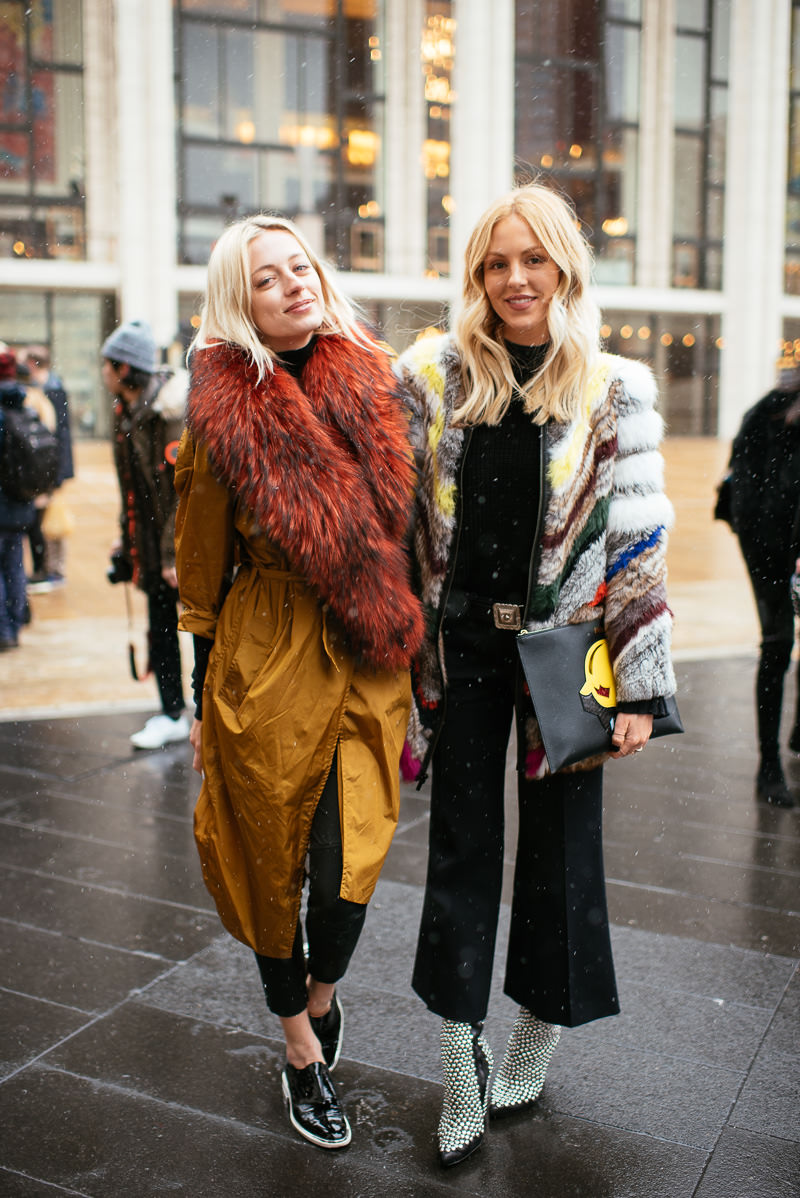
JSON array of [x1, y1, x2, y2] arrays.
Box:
[[107, 550, 133, 585]]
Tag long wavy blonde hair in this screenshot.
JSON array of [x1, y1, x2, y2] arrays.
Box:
[[192, 214, 379, 380], [453, 184, 601, 426]]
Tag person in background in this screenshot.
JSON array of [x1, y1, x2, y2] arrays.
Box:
[[174, 214, 422, 1150], [24, 346, 74, 592], [725, 361, 800, 809], [0, 345, 35, 650], [101, 319, 189, 750], [396, 183, 675, 1167]]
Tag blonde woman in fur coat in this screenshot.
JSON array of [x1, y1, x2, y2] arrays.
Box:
[[174, 215, 423, 1151], [395, 184, 676, 1167]]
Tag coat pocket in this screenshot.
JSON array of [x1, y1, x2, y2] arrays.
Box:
[[215, 568, 291, 714]]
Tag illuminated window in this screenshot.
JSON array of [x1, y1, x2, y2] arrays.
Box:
[[671, 0, 730, 289], [175, 1, 386, 270], [514, 0, 642, 285], [421, 2, 454, 275], [0, 0, 85, 261]]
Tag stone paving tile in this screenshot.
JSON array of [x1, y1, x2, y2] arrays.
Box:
[[0, 865, 218, 960], [729, 1050, 800, 1143], [693, 1127, 800, 1198], [0, 991, 89, 1079], [0, 920, 179, 1016]]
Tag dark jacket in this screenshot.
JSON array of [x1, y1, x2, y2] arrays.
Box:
[[43, 372, 74, 486], [0, 381, 36, 532], [112, 369, 187, 587], [728, 388, 800, 580]]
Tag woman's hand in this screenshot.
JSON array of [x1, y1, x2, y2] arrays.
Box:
[[162, 565, 179, 590], [189, 717, 203, 775], [610, 712, 653, 758]]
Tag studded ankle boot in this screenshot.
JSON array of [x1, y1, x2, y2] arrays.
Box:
[[437, 1020, 493, 1167], [489, 1008, 560, 1118]]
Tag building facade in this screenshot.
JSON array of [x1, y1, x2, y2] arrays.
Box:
[[0, 0, 796, 438]]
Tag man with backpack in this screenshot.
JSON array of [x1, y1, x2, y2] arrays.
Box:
[[101, 319, 190, 749], [0, 345, 39, 650], [24, 345, 75, 592]]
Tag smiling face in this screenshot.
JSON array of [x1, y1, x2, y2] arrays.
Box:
[[248, 229, 324, 352], [482, 213, 561, 346]]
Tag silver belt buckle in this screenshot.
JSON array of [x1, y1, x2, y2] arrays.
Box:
[[492, 602, 522, 631]]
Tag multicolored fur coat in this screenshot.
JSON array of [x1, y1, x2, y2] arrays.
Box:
[[186, 333, 424, 672], [395, 332, 676, 778]]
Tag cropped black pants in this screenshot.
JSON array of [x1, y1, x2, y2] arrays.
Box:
[[412, 617, 619, 1029], [144, 577, 184, 718], [254, 751, 367, 1018], [747, 569, 800, 764]]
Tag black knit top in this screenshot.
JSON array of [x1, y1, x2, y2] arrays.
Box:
[[450, 341, 548, 605]]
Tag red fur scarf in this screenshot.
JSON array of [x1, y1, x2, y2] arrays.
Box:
[[187, 333, 424, 671]]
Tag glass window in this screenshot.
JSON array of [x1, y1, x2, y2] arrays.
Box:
[[673, 135, 704, 242], [607, 0, 641, 16], [675, 0, 707, 32], [605, 26, 640, 124], [178, 0, 340, 24], [0, 1, 85, 259], [176, 1, 385, 271], [515, 0, 641, 281], [710, 0, 730, 79], [671, 4, 729, 289], [674, 36, 706, 129], [30, 0, 83, 64], [601, 309, 720, 433], [420, 1, 454, 276], [0, 290, 113, 437]]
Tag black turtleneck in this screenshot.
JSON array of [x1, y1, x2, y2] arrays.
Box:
[[278, 336, 317, 380], [449, 341, 548, 605]]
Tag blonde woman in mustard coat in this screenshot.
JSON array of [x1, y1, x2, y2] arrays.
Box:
[[175, 214, 422, 1151]]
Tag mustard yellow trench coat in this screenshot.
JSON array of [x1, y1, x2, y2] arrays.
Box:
[[174, 434, 412, 957]]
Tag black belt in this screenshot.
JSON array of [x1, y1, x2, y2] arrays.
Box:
[[458, 592, 524, 631]]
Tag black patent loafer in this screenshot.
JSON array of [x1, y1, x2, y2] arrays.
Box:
[[281, 1061, 352, 1149], [309, 991, 344, 1071]]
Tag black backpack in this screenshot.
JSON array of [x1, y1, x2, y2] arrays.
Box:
[[0, 405, 60, 501]]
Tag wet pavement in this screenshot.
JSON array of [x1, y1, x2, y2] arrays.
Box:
[[0, 653, 798, 1197]]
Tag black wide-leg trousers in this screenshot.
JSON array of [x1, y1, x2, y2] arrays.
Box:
[[412, 621, 619, 1029]]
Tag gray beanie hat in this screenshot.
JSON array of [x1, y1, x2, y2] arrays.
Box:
[[101, 319, 157, 373]]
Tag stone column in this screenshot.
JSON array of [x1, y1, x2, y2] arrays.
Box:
[[384, 0, 427, 276], [636, 0, 676, 289], [113, 0, 178, 353], [449, 0, 515, 288], [718, 0, 792, 438]]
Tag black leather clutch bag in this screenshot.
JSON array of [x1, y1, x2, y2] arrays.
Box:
[[516, 620, 683, 773]]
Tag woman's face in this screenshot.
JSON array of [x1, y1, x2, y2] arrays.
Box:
[[248, 229, 324, 352], [482, 213, 561, 346]]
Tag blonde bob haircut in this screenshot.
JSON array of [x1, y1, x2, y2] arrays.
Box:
[[453, 183, 601, 426], [192, 213, 379, 381]]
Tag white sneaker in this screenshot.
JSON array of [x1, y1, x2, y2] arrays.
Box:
[[130, 714, 190, 750]]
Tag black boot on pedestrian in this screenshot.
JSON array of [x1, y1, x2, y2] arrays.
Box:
[[756, 762, 795, 808]]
